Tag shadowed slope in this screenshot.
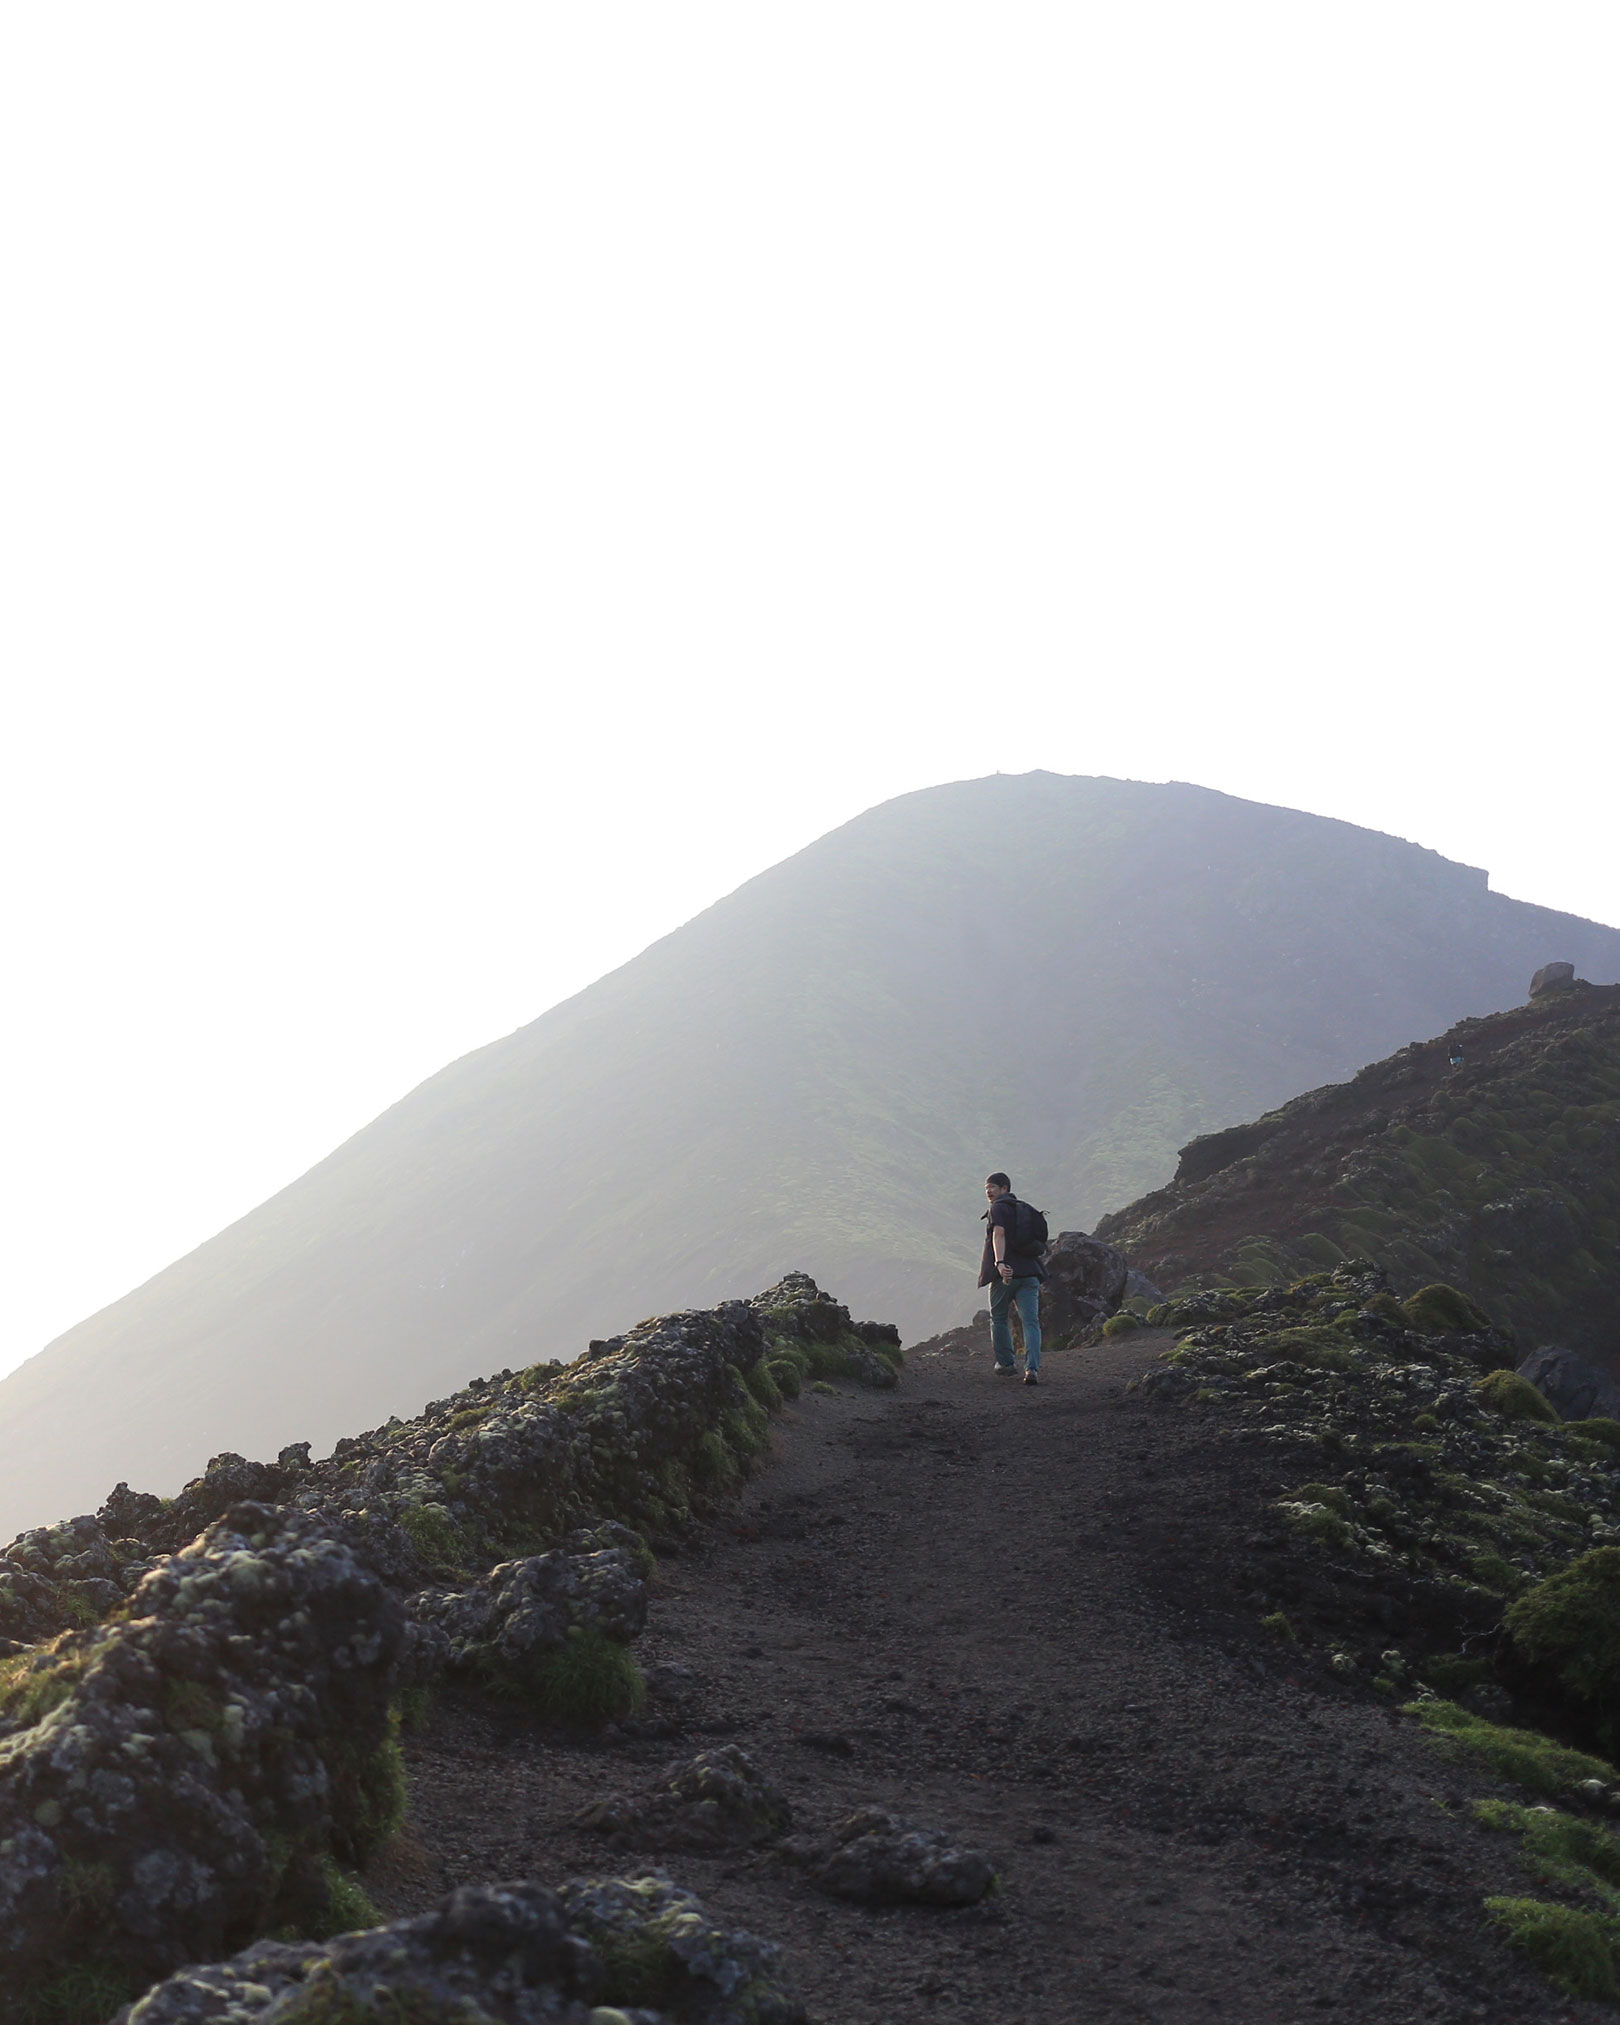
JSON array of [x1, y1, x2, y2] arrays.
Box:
[[4, 770, 1617, 1534]]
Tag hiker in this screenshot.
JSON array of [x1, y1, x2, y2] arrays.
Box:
[[979, 1172, 1046, 1386]]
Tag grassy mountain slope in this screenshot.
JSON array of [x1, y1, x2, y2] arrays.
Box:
[[3, 771, 1618, 1536], [1097, 978, 1620, 1366]]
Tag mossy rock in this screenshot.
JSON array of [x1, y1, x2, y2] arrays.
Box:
[[743, 1361, 784, 1412], [1506, 1546, 1620, 1735], [1475, 1369, 1558, 1423], [1568, 1418, 1620, 1454], [1101, 1312, 1140, 1337], [767, 1357, 803, 1400], [1485, 1897, 1619, 2001], [1403, 1283, 1492, 1335]]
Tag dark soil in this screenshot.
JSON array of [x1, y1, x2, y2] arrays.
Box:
[[377, 1332, 1599, 2024]]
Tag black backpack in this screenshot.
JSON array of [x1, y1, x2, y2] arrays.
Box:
[[1010, 1198, 1049, 1254]]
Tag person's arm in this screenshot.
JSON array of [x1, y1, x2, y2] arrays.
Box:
[[992, 1207, 1012, 1278]]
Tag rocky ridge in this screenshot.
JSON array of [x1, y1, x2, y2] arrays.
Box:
[[1097, 975, 1620, 1368], [0, 1273, 901, 2023]]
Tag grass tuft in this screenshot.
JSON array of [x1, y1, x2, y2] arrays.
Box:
[[1407, 1698, 1618, 1795], [526, 1628, 646, 1726], [1484, 1897, 1619, 2000], [1475, 1369, 1559, 1424]]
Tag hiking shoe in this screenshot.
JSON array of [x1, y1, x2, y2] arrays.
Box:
[[993, 1363, 1018, 1375], [1023, 1371, 1040, 1386]]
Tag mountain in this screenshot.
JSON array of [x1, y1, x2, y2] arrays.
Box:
[[4, 770, 1618, 1536], [1096, 971, 1620, 1368]]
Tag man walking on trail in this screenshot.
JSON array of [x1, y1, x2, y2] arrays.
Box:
[[980, 1172, 1045, 1385]]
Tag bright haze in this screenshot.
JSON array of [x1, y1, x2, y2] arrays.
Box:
[[2, 5, 1617, 1391]]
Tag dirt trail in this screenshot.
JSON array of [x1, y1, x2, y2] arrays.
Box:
[[384, 1335, 1592, 2025]]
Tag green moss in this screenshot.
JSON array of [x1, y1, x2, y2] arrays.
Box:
[[1101, 1312, 1140, 1337], [1293, 1482, 1352, 1517], [446, 1407, 488, 1432], [1475, 1370, 1558, 1423], [13, 1962, 147, 2025], [399, 1502, 466, 1570], [767, 1357, 803, 1400], [323, 1714, 407, 1864], [393, 1683, 435, 1734], [809, 1380, 838, 1396], [1267, 1326, 1355, 1372], [304, 1858, 384, 1939], [1569, 1418, 1620, 1454], [162, 1677, 224, 1733], [0, 1639, 93, 1728], [525, 1627, 646, 1726], [1361, 1291, 1411, 1329], [1484, 1897, 1619, 2000], [1404, 1283, 1492, 1335], [724, 1396, 771, 1458], [743, 1361, 784, 1412], [688, 1430, 739, 1489], [1506, 1547, 1620, 1735], [1407, 1699, 1619, 1795], [1261, 1611, 1297, 1642]]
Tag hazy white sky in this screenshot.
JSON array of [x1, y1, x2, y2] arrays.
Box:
[[2, 5, 1617, 1386]]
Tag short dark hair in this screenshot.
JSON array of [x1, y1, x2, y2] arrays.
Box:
[[986, 1171, 1011, 1190]]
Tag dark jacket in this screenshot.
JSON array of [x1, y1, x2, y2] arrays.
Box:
[[978, 1194, 1047, 1286]]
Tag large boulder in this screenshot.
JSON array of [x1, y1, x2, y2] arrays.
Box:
[[1530, 961, 1578, 997], [1041, 1231, 1130, 1346], [1518, 1345, 1620, 1423], [115, 1875, 808, 2024]]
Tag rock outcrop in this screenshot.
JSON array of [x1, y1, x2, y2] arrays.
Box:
[[114, 1875, 808, 2024]]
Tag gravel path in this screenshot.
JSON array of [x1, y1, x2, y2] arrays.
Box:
[[383, 1331, 1594, 2024]]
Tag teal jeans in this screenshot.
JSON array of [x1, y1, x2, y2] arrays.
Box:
[[990, 1275, 1042, 1371]]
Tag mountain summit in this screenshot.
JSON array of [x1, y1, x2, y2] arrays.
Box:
[[4, 771, 1618, 1535]]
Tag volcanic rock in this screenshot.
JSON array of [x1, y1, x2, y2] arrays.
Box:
[[113, 1874, 807, 2024], [574, 1745, 792, 1851]]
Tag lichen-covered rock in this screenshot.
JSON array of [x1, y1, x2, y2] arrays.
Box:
[[0, 1501, 405, 2000], [786, 1808, 996, 1906], [574, 1746, 792, 1852], [558, 1873, 806, 2025], [114, 1875, 805, 2024], [412, 1541, 648, 1678]]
